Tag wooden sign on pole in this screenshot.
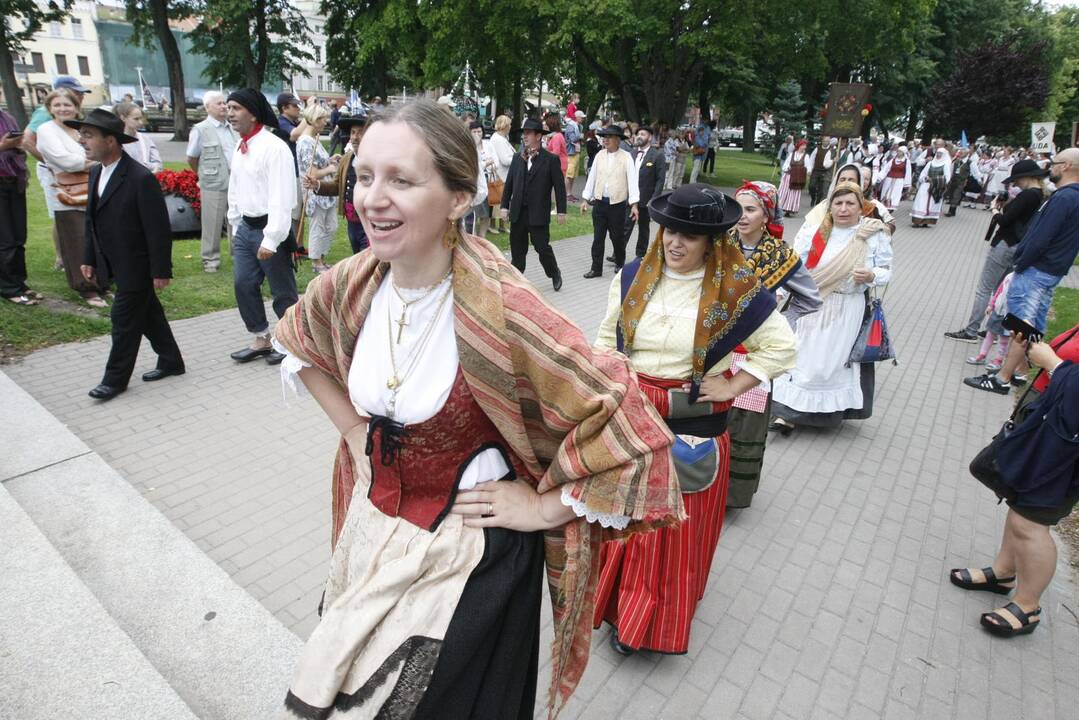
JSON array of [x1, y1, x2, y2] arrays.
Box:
[[821, 83, 873, 138]]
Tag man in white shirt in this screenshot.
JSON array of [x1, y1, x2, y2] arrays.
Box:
[[580, 125, 639, 277], [186, 91, 238, 273], [224, 89, 298, 365]]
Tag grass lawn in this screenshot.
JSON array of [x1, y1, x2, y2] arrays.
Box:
[[0, 149, 775, 358], [1047, 286, 1079, 339]]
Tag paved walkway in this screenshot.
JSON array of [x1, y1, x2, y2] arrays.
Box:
[[6, 197, 1079, 719]]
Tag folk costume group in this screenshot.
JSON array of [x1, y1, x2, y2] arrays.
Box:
[[264, 100, 904, 718]]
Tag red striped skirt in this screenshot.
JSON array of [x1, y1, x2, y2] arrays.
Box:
[[592, 374, 731, 654]]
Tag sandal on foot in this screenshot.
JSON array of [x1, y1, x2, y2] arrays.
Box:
[[949, 567, 1015, 595], [5, 294, 38, 306], [23, 289, 44, 300], [980, 602, 1040, 637]]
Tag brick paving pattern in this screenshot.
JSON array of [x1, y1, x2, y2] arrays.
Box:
[[7, 191, 1079, 719]]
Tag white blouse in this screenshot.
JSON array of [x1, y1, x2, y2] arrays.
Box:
[[277, 272, 628, 528], [36, 120, 89, 212]]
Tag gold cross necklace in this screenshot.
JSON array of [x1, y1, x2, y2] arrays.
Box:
[[389, 267, 452, 344]]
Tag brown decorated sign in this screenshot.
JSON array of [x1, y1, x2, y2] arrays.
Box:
[[822, 83, 873, 138]]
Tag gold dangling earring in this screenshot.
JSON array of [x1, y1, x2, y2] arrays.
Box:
[[443, 218, 460, 249]]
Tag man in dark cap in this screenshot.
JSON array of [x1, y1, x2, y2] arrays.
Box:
[[225, 89, 298, 365], [275, 92, 306, 245], [70, 109, 183, 401], [500, 117, 567, 291], [306, 111, 370, 253]]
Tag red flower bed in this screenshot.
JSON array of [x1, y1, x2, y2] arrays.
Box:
[[156, 168, 201, 217]]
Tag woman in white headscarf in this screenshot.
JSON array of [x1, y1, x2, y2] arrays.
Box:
[[911, 144, 952, 227]]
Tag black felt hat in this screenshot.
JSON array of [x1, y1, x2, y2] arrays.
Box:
[[521, 118, 545, 134], [596, 125, 623, 137], [1003, 159, 1050, 184], [64, 108, 138, 144], [647, 183, 743, 236], [336, 111, 368, 130]]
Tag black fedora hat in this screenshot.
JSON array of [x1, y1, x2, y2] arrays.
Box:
[[648, 183, 742, 236], [1003, 159, 1049, 184], [64, 108, 138, 144], [521, 118, 546, 134], [336, 112, 368, 130], [596, 125, 622, 137]]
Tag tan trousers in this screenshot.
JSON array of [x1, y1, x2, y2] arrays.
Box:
[[199, 188, 229, 270]]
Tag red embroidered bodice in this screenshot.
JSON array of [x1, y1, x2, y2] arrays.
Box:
[[364, 367, 524, 531], [887, 159, 906, 178]]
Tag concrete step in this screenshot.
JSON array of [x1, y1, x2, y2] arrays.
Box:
[[1, 370, 302, 720], [0, 483, 199, 720]]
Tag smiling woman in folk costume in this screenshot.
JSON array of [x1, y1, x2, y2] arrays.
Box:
[[724, 180, 821, 507], [911, 144, 952, 227], [271, 99, 682, 719], [878, 143, 912, 212], [591, 183, 797, 654], [770, 181, 893, 434]]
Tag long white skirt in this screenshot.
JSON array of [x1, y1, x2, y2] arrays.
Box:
[[778, 171, 802, 213], [911, 181, 942, 220], [880, 177, 905, 211], [772, 290, 866, 414]]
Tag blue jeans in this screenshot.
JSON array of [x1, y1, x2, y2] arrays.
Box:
[[232, 221, 298, 335], [1007, 266, 1063, 333]]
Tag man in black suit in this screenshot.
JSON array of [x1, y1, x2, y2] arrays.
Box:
[[624, 125, 666, 259], [500, 118, 567, 291], [72, 109, 184, 401]]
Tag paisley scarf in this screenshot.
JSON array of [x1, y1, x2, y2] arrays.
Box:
[[618, 226, 775, 401]]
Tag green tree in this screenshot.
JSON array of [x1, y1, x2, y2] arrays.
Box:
[[0, 0, 73, 126], [124, 0, 193, 140], [926, 31, 1052, 142], [189, 0, 312, 90], [770, 81, 806, 151], [321, 0, 423, 99], [1048, 6, 1079, 149]]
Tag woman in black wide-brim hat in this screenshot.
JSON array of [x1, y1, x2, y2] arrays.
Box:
[[592, 183, 797, 655]]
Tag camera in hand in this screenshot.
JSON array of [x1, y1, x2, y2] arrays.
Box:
[[1002, 313, 1043, 344]]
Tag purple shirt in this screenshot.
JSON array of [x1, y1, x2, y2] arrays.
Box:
[[0, 111, 28, 190]]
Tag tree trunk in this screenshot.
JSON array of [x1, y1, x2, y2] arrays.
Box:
[[149, 0, 189, 141], [0, 34, 27, 127], [741, 104, 756, 153], [253, 0, 269, 88], [511, 76, 522, 134], [905, 103, 921, 141], [698, 80, 710, 125]]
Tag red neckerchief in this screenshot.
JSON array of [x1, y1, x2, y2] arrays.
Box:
[[807, 229, 827, 269], [239, 123, 263, 154]]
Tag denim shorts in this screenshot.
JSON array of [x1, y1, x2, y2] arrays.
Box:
[[1006, 267, 1063, 333]]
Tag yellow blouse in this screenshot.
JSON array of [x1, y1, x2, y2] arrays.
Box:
[[596, 267, 797, 381]]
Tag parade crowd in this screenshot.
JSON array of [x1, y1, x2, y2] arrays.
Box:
[[1, 79, 1078, 719]]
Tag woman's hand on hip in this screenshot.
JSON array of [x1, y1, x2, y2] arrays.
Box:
[[451, 480, 566, 532], [687, 374, 737, 403]]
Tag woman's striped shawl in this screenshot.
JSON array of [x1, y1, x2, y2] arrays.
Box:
[[274, 233, 682, 717]]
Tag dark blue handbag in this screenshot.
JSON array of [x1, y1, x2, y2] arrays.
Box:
[[847, 292, 897, 366]]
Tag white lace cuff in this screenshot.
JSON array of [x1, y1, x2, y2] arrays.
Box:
[[272, 337, 310, 405], [560, 486, 631, 530]]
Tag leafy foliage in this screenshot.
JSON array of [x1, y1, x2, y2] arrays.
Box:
[[189, 0, 312, 89], [0, 0, 74, 123], [926, 31, 1052, 141]]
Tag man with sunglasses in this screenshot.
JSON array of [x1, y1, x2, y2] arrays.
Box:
[[966, 148, 1079, 394]]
